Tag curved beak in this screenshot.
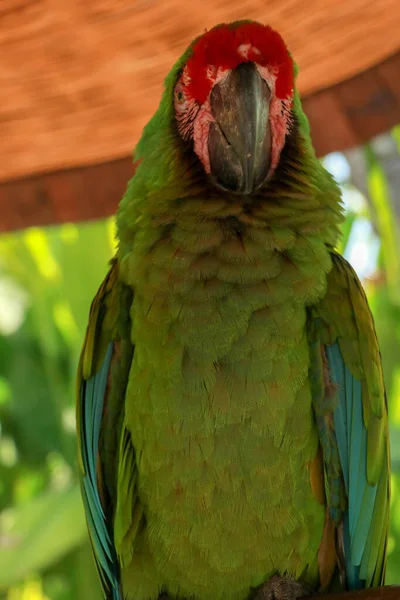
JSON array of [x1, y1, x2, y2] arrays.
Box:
[[208, 62, 271, 195]]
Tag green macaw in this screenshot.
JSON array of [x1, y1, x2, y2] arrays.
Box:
[[76, 20, 390, 600]]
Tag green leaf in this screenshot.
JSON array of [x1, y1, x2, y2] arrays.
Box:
[[0, 485, 87, 589], [365, 145, 400, 305], [390, 427, 400, 470], [337, 209, 356, 255], [2, 330, 72, 467]]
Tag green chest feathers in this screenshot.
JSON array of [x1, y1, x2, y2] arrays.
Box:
[[119, 216, 332, 598]]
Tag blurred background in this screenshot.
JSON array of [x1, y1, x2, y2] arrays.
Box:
[[0, 2, 399, 599]]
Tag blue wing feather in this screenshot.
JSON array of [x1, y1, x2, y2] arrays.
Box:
[[80, 342, 122, 600], [326, 341, 378, 589]]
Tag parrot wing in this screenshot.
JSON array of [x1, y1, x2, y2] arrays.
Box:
[[309, 251, 390, 589], [77, 258, 135, 599]]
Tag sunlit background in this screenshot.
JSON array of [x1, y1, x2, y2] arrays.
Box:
[[0, 110, 399, 600]]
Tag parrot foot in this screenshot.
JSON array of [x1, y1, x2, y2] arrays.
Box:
[[251, 575, 310, 600]]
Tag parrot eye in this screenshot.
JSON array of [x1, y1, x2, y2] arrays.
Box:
[[174, 79, 201, 142], [174, 83, 187, 111]]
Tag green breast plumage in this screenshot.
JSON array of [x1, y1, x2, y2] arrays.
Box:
[[119, 204, 333, 599]]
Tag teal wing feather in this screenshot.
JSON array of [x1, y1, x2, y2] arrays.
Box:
[[77, 260, 134, 599], [79, 343, 121, 598], [310, 252, 390, 589]]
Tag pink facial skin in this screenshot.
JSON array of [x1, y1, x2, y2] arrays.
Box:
[[174, 42, 293, 183]]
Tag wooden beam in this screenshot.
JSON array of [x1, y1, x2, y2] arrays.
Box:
[[304, 53, 400, 156], [1, 52, 399, 233], [2, 0, 399, 184], [0, 158, 133, 232]]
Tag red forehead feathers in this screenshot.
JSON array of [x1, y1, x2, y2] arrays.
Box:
[[185, 23, 294, 105]]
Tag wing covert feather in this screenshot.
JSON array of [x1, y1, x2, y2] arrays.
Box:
[[310, 252, 390, 589], [77, 260, 136, 599]]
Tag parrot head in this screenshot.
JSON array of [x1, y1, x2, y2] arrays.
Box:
[[173, 22, 294, 195]]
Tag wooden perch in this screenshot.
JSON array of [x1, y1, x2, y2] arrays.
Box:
[[320, 588, 400, 600]]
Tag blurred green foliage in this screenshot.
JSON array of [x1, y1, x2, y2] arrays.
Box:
[[0, 220, 116, 599], [0, 145, 399, 599]]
